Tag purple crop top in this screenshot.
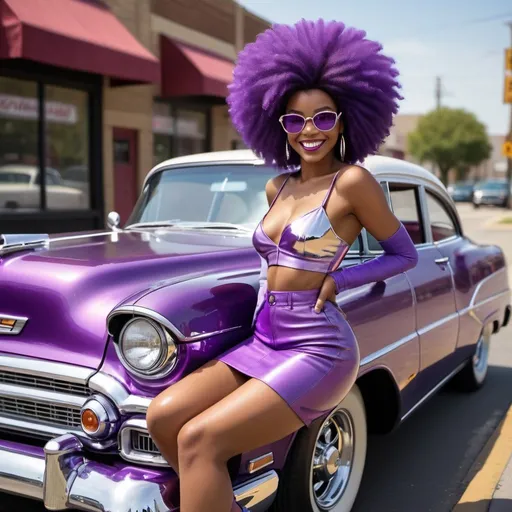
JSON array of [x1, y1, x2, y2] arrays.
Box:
[[253, 171, 350, 273]]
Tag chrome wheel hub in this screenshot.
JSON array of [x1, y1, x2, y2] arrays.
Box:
[[472, 329, 490, 381], [311, 410, 354, 510]]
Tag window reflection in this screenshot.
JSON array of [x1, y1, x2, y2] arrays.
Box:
[[0, 77, 40, 211]]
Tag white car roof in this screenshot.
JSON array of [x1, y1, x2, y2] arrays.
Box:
[[145, 149, 447, 196]]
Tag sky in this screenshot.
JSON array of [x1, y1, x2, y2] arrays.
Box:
[[237, 0, 512, 135]]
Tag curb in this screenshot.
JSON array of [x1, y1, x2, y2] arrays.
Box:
[[453, 405, 512, 511]]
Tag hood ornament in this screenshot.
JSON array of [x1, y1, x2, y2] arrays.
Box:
[[0, 234, 49, 257]]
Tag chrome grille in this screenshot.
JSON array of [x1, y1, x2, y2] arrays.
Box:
[[131, 430, 160, 455], [0, 396, 82, 428], [0, 371, 91, 397]]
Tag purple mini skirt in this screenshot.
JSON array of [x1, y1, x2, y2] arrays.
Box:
[[216, 289, 360, 426]]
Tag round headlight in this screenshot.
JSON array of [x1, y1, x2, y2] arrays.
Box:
[[119, 317, 177, 376]]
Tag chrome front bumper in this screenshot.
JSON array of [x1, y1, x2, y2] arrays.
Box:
[[0, 434, 278, 511]]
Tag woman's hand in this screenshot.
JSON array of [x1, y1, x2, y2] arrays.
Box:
[[314, 275, 337, 313]]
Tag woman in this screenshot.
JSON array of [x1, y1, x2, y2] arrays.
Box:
[[146, 19, 418, 512]]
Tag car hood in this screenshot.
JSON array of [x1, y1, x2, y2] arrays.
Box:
[[0, 228, 256, 369]]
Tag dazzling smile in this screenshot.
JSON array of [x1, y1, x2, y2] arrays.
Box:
[[299, 140, 326, 152]]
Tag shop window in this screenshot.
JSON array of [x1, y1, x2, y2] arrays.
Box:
[[152, 102, 208, 165], [0, 76, 40, 211], [45, 85, 89, 210]]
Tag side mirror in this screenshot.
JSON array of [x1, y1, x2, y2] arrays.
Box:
[[107, 211, 121, 231]]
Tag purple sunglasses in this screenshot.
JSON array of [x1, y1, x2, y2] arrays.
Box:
[[279, 111, 342, 134]]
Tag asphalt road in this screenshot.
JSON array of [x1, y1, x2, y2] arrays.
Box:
[[1, 203, 512, 512]]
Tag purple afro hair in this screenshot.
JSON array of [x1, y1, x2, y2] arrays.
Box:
[[227, 19, 402, 168]]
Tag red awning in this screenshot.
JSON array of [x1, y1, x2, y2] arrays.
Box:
[[0, 0, 160, 84], [160, 36, 234, 98]]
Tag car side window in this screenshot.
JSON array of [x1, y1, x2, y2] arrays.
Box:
[[426, 191, 457, 241], [387, 184, 425, 246], [366, 181, 420, 250]]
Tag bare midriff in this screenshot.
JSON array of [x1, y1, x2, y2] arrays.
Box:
[[266, 266, 327, 291]]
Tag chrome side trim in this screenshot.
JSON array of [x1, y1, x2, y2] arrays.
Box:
[[87, 372, 152, 414], [0, 234, 49, 256], [234, 470, 279, 511], [48, 231, 111, 243], [469, 268, 507, 308], [401, 362, 466, 421], [0, 315, 28, 335], [0, 382, 87, 408], [118, 418, 168, 467], [417, 312, 459, 337], [107, 305, 243, 342], [459, 289, 511, 318], [360, 332, 417, 367], [0, 353, 95, 384]]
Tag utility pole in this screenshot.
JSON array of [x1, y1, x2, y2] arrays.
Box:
[[435, 76, 442, 109]]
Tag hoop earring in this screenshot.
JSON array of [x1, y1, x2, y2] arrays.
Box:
[[340, 134, 345, 162], [285, 141, 290, 161]]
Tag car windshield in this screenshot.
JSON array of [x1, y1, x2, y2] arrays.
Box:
[[0, 172, 31, 184], [478, 182, 508, 192], [127, 164, 278, 229]]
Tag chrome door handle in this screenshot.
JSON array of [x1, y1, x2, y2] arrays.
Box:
[[435, 257, 449, 264]]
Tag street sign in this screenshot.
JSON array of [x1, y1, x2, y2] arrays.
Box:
[[506, 48, 512, 71], [505, 75, 512, 104], [503, 140, 512, 158]]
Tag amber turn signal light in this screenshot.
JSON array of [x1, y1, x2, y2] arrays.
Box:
[[0, 319, 15, 327], [81, 408, 100, 433]]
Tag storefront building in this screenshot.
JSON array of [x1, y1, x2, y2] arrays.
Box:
[[0, 0, 270, 233]]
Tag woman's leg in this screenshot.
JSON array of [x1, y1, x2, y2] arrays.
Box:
[[177, 378, 305, 512], [146, 359, 248, 473]]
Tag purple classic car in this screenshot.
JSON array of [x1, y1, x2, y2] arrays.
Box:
[[0, 150, 510, 512]]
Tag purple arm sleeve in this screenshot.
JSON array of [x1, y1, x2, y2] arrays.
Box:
[[329, 223, 418, 295]]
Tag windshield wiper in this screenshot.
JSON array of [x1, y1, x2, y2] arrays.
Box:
[[125, 220, 181, 230]]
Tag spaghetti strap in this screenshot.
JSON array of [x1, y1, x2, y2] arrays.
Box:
[[321, 170, 341, 208], [268, 172, 292, 210]]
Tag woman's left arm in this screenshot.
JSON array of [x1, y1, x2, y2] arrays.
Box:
[[315, 166, 418, 313]]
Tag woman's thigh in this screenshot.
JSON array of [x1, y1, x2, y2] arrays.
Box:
[[146, 360, 248, 433], [178, 378, 305, 461]]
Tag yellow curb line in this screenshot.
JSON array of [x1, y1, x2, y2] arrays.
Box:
[[453, 405, 512, 510]]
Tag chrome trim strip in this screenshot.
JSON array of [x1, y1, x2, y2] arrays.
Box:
[[417, 312, 459, 337], [469, 268, 507, 308], [87, 372, 152, 414], [0, 234, 49, 257], [0, 315, 28, 335], [360, 332, 417, 367], [48, 231, 111, 243], [460, 289, 511, 317], [0, 415, 82, 440], [0, 382, 87, 408], [107, 305, 243, 342], [0, 354, 95, 384], [248, 452, 274, 474], [401, 362, 466, 421], [234, 470, 279, 511], [118, 418, 168, 467]]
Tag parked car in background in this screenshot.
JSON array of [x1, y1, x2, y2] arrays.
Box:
[[61, 164, 90, 198], [472, 179, 510, 208], [447, 181, 474, 202], [0, 151, 510, 512], [0, 164, 85, 210]]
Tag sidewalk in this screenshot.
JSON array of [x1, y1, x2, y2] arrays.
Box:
[[453, 405, 512, 511], [489, 453, 512, 511]]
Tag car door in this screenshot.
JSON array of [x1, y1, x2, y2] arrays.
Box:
[[346, 181, 419, 413], [388, 183, 458, 395]]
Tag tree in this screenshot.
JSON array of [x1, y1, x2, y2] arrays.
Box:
[[408, 108, 491, 185]]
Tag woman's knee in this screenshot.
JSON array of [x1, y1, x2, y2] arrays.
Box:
[[146, 392, 182, 442], [177, 418, 227, 467]]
